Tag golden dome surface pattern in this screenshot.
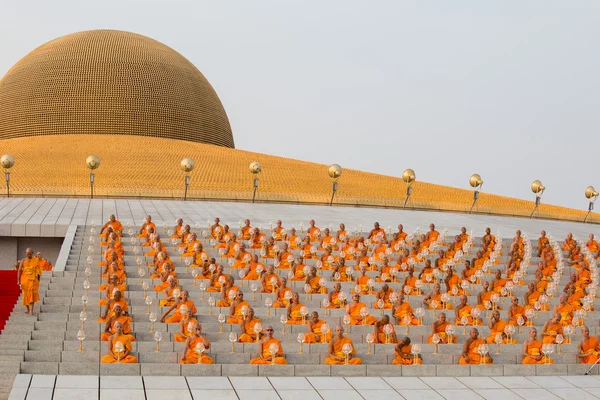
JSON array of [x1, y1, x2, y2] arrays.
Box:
[[0, 30, 234, 148]]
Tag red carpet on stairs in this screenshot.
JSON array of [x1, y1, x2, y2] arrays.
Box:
[[0, 271, 20, 333]]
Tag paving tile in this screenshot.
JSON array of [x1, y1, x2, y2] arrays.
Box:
[[421, 377, 467, 390], [190, 389, 239, 400], [346, 377, 391, 390], [559, 376, 600, 388], [473, 389, 524, 400], [143, 376, 188, 390], [29, 375, 56, 388], [457, 377, 504, 389], [100, 389, 146, 400], [318, 389, 363, 400], [52, 388, 99, 400], [236, 390, 280, 400], [511, 389, 560, 400], [383, 377, 430, 390], [550, 388, 600, 400], [24, 388, 53, 400], [8, 388, 27, 400], [230, 377, 273, 390], [187, 377, 233, 390], [277, 390, 322, 400], [56, 375, 99, 389], [395, 389, 445, 400], [12, 375, 32, 389], [358, 389, 404, 400], [307, 377, 353, 390], [100, 376, 144, 389], [492, 377, 540, 389], [268, 377, 312, 390], [145, 389, 193, 400], [436, 390, 484, 400], [526, 377, 574, 389]]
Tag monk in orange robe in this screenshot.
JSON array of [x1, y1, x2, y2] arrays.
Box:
[[368, 222, 387, 244], [216, 276, 239, 308], [586, 234, 599, 254], [325, 326, 362, 365], [137, 215, 156, 238], [18, 248, 41, 314], [307, 219, 321, 242], [261, 265, 281, 293], [286, 293, 308, 325], [508, 296, 527, 326], [459, 328, 493, 364], [374, 284, 394, 309], [305, 267, 327, 294], [98, 290, 129, 322], [101, 305, 133, 341], [486, 310, 514, 344], [304, 311, 333, 343], [272, 278, 293, 308], [249, 326, 288, 364], [455, 295, 481, 326], [210, 218, 224, 239], [428, 313, 457, 344], [554, 295, 574, 326], [346, 293, 377, 325], [174, 308, 198, 342], [101, 321, 137, 363], [179, 323, 214, 364], [541, 314, 563, 344], [101, 215, 124, 236], [238, 308, 263, 343], [327, 283, 347, 309], [354, 266, 373, 294], [240, 219, 253, 240], [392, 293, 418, 325], [537, 231, 549, 256], [373, 315, 398, 343], [227, 292, 251, 324], [562, 233, 576, 252], [392, 336, 422, 365], [578, 326, 600, 364], [36, 252, 53, 271], [161, 290, 197, 323], [522, 328, 553, 364]]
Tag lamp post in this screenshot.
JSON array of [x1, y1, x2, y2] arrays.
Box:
[[402, 168, 416, 209], [328, 164, 342, 206], [584, 186, 599, 223], [250, 161, 262, 203], [530, 180, 545, 218], [180, 158, 195, 201], [85, 156, 100, 199], [469, 174, 483, 213], [1, 154, 15, 198]]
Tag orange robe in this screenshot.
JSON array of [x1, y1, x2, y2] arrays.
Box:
[[394, 302, 418, 325], [101, 315, 133, 341], [324, 337, 362, 365], [238, 318, 263, 343], [165, 300, 197, 324], [523, 340, 553, 364], [428, 322, 457, 344], [249, 338, 288, 364], [580, 337, 600, 364], [392, 344, 422, 365], [348, 302, 377, 325], [542, 323, 563, 344], [304, 320, 333, 343], [486, 320, 508, 344], [180, 337, 214, 364], [20, 258, 41, 306], [287, 304, 307, 325], [459, 338, 492, 364], [101, 334, 137, 363], [557, 304, 574, 325], [227, 301, 251, 324], [174, 318, 198, 342]]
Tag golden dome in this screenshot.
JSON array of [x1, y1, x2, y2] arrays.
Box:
[[0, 30, 234, 148]]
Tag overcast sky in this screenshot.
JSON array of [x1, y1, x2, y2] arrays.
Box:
[[1, 0, 598, 210]]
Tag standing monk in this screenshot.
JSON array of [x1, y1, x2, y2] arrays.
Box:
[[18, 248, 41, 314]]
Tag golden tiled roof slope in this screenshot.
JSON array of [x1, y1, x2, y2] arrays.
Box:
[[0, 134, 596, 223], [0, 30, 234, 148]]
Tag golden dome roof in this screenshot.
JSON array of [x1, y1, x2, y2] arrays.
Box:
[[0, 30, 234, 148]]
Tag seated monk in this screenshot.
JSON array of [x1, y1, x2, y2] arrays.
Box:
[[250, 228, 267, 250], [227, 292, 251, 324], [231, 243, 251, 269], [286, 293, 308, 325], [562, 233, 576, 252], [373, 315, 398, 343], [273, 220, 287, 241], [210, 217, 223, 239], [161, 290, 197, 324], [98, 290, 129, 322], [325, 326, 362, 365], [159, 276, 182, 307], [354, 265, 374, 294], [240, 219, 253, 240], [170, 218, 184, 238], [100, 321, 137, 363], [101, 215, 124, 236], [459, 328, 493, 364], [101, 305, 133, 341], [153, 264, 177, 293], [522, 328, 554, 364], [541, 314, 564, 344], [307, 219, 321, 242], [392, 293, 418, 325], [304, 311, 332, 343], [376, 259, 393, 283], [101, 258, 125, 282], [486, 310, 517, 344], [137, 215, 156, 238], [428, 313, 457, 344], [346, 293, 377, 325], [215, 225, 233, 249], [319, 228, 336, 250], [150, 252, 174, 279], [174, 308, 198, 342], [423, 283, 452, 311], [490, 269, 507, 295], [554, 294, 574, 326], [241, 254, 265, 281], [290, 255, 308, 281], [368, 222, 387, 244], [374, 284, 394, 309], [287, 227, 301, 250], [403, 267, 419, 295], [305, 267, 327, 294], [455, 295, 481, 326], [578, 326, 600, 364], [586, 233, 599, 254], [525, 282, 550, 312], [537, 230, 549, 256], [445, 267, 468, 296], [508, 296, 527, 326], [206, 264, 227, 293], [216, 276, 239, 308], [182, 233, 201, 257], [190, 244, 209, 268], [261, 265, 281, 293], [393, 336, 422, 365], [423, 223, 439, 247], [477, 281, 500, 311], [249, 326, 288, 364], [331, 258, 352, 282], [238, 308, 263, 343], [98, 275, 127, 307], [327, 283, 347, 309], [273, 277, 294, 308], [179, 323, 214, 364]]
